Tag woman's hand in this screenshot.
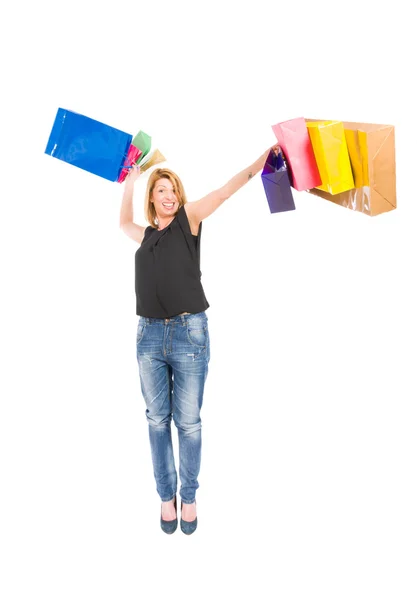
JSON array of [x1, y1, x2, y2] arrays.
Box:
[[263, 143, 281, 159], [271, 143, 281, 156], [125, 163, 141, 184], [259, 143, 281, 166]]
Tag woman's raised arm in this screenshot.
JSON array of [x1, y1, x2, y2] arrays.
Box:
[[185, 144, 280, 226], [120, 165, 146, 244]]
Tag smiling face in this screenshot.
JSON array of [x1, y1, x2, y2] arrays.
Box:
[[151, 177, 179, 219], [145, 168, 187, 228]]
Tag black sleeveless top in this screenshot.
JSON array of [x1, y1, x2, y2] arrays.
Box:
[[135, 205, 210, 317]]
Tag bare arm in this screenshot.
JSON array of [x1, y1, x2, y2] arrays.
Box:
[[119, 166, 145, 244], [185, 144, 279, 227]]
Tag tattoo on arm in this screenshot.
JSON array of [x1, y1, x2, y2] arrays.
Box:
[[248, 172, 253, 180]]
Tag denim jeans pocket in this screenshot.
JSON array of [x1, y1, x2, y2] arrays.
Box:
[[186, 318, 208, 348], [136, 321, 146, 344]]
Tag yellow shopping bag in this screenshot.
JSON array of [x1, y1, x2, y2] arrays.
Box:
[[306, 120, 396, 216], [306, 121, 355, 195]]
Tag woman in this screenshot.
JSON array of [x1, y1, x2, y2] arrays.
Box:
[[120, 143, 279, 535]]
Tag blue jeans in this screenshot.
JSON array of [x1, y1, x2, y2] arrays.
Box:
[[136, 311, 210, 504]]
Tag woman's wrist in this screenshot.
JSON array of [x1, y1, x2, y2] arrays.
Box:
[[124, 178, 135, 190], [252, 151, 268, 175]]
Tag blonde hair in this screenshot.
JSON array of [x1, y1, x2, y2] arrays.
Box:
[[144, 168, 187, 228]]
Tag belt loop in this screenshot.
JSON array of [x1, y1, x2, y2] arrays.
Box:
[[181, 314, 186, 326]]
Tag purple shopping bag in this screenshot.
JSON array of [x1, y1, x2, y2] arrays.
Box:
[[261, 149, 296, 213]]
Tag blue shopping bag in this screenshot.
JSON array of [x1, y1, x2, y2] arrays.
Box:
[[45, 108, 133, 182], [261, 149, 296, 213]]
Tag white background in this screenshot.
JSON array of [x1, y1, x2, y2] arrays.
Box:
[[1, 1, 416, 598]]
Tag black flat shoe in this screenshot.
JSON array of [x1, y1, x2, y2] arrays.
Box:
[[160, 496, 177, 534], [180, 500, 198, 535]]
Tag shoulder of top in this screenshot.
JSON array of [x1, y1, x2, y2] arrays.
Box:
[[142, 225, 155, 239]]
